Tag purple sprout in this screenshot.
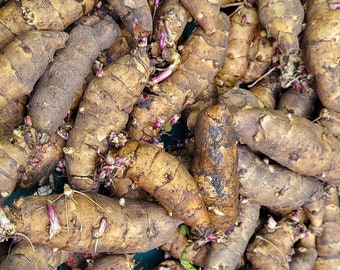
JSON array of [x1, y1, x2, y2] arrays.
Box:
[[46, 200, 61, 239]]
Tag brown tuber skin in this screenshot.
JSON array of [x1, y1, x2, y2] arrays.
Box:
[[237, 145, 325, 208], [64, 49, 151, 191], [127, 12, 230, 141], [113, 141, 212, 236], [0, 126, 65, 199], [314, 185, 340, 269], [191, 102, 239, 233], [318, 108, 340, 137], [28, 16, 121, 137], [0, 0, 96, 49], [0, 30, 68, 110], [107, 0, 152, 43], [257, 0, 304, 55], [0, 242, 71, 270], [204, 200, 260, 270], [91, 254, 135, 270], [233, 108, 340, 184], [215, 5, 259, 89], [180, 0, 221, 34], [246, 209, 307, 269], [302, 0, 340, 113], [2, 193, 182, 254]]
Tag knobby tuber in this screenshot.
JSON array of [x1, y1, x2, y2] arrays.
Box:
[[302, 0, 340, 112], [191, 102, 239, 233], [127, 12, 230, 141], [0, 193, 182, 254], [247, 209, 308, 269], [0, 0, 96, 49], [0, 241, 71, 270], [204, 200, 260, 270], [318, 108, 340, 137], [0, 125, 64, 199], [257, 0, 304, 55], [28, 16, 121, 138], [314, 185, 340, 269], [180, 0, 221, 34], [111, 141, 212, 236], [233, 108, 340, 184], [0, 30, 68, 110], [215, 5, 258, 89], [91, 254, 135, 270], [237, 145, 325, 208], [64, 48, 151, 191]]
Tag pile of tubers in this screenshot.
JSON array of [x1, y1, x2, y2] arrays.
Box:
[[0, 0, 339, 269]]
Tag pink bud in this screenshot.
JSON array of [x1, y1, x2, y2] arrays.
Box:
[[46, 200, 61, 239]]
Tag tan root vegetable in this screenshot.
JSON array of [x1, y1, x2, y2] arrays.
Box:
[[241, 26, 274, 84], [289, 232, 318, 270], [237, 145, 325, 208], [28, 16, 121, 138], [64, 48, 151, 191], [302, 0, 340, 112], [0, 193, 182, 254], [314, 185, 340, 270], [233, 108, 340, 184], [0, 96, 28, 136], [0, 30, 68, 109], [303, 195, 327, 235], [153, 0, 191, 52], [0, 126, 65, 199], [246, 208, 308, 269], [107, 0, 152, 43], [0, 242, 71, 270], [257, 0, 304, 55], [204, 200, 261, 270], [317, 108, 340, 137], [191, 102, 239, 233], [0, 0, 96, 49], [180, 0, 221, 34], [160, 227, 208, 267], [111, 141, 212, 236], [215, 5, 258, 89], [154, 260, 186, 270], [127, 12, 230, 141]]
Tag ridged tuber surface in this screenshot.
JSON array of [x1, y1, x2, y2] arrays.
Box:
[[215, 5, 258, 89], [302, 0, 340, 112], [314, 185, 340, 270], [28, 16, 121, 137], [318, 108, 340, 137], [113, 141, 212, 236], [233, 108, 340, 184], [237, 145, 325, 208], [0, 30, 68, 109], [107, 0, 152, 41], [257, 0, 304, 55], [127, 12, 230, 140], [64, 49, 151, 191], [0, 126, 64, 199], [180, 0, 221, 34], [191, 102, 239, 232], [3, 193, 182, 254], [246, 209, 307, 269], [0, 242, 71, 270], [204, 200, 260, 270], [0, 0, 96, 49], [91, 254, 135, 270]]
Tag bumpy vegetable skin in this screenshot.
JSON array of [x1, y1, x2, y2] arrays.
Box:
[[237, 145, 324, 208], [64, 49, 151, 191], [257, 0, 304, 55], [204, 200, 260, 270], [302, 0, 340, 112], [192, 102, 239, 232], [28, 16, 121, 137], [113, 141, 212, 236], [0, 30, 68, 109], [127, 13, 230, 140], [233, 108, 340, 184], [2, 193, 182, 254], [0, 0, 96, 49]]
